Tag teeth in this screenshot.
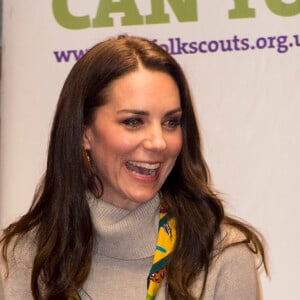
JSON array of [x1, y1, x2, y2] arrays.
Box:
[[127, 161, 160, 170], [130, 169, 156, 177]]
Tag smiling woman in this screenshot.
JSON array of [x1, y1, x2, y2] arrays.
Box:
[[82, 68, 182, 210], [0, 35, 267, 300]]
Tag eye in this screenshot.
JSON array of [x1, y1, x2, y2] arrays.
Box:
[[121, 118, 143, 129], [163, 117, 181, 130]]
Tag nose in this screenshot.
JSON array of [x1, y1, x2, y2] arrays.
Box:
[[143, 124, 167, 151]]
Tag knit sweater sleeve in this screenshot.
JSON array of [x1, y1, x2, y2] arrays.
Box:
[[0, 236, 36, 300], [211, 244, 260, 300], [190, 229, 262, 300]]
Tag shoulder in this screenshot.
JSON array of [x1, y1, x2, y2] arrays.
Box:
[[0, 232, 37, 299], [209, 243, 260, 299], [218, 223, 248, 246], [0, 230, 37, 269], [191, 225, 261, 300]]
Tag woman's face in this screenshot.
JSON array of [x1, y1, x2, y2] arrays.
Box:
[[83, 67, 182, 210]]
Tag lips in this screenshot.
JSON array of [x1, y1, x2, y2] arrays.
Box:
[[125, 161, 160, 177]]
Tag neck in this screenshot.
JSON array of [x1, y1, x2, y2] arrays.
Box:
[[89, 194, 161, 259]]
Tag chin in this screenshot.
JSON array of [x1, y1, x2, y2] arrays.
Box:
[[129, 192, 158, 204]]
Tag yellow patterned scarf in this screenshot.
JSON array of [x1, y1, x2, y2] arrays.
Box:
[[146, 208, 176, 300], [70, 208, 176, 300]]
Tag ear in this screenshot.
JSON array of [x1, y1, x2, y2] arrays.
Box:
[[82, 127, 92, 150]]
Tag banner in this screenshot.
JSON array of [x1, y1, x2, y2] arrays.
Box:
[[1, 1, 300, 299]]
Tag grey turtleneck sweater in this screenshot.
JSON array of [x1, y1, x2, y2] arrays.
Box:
[[0, 195, 260, 299]]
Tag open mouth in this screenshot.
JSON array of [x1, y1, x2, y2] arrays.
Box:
[[125, 161, 160, 177]]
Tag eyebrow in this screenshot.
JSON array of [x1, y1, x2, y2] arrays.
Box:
[[117, 108, 182, 116]]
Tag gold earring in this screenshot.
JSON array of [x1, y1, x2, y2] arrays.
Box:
[[85, 150, 91, 163]]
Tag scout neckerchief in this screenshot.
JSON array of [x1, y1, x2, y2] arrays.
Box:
[[69, 293, 81, 300], [146, 208, 176, 300], [70, 208, 176, 300]]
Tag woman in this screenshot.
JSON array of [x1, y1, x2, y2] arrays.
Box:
[[0, 35, 267, 299]]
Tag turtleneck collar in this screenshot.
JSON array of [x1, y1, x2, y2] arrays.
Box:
[[89, 195, 160, 260]]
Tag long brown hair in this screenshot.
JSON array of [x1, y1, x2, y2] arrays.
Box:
[[1, 35, 267, 299]]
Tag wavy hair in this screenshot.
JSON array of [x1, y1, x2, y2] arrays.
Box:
[[1, 35, 267, 299]]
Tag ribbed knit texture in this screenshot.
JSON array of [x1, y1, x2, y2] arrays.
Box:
[[89, 194, 160, 260], [1, 194, 261, 299]]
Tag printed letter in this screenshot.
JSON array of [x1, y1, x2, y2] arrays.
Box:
[[265, 0, 300, 16], [228, 0, 256, 19], [93, 0, 143, 27], [146, 0, 197, 24], [52, 0, 90, 29]]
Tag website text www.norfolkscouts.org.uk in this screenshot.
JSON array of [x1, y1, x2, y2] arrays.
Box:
[[53, 33, 300, 63]]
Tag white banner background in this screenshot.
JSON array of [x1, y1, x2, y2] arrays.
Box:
[[1, 1, 300, 299]]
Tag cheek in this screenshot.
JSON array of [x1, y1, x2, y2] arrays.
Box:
[[95, 133, 139, 158], [169, 132, 183, 157]]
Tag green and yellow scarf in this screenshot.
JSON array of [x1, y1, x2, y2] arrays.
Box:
[[146, 208, 176, 299]]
